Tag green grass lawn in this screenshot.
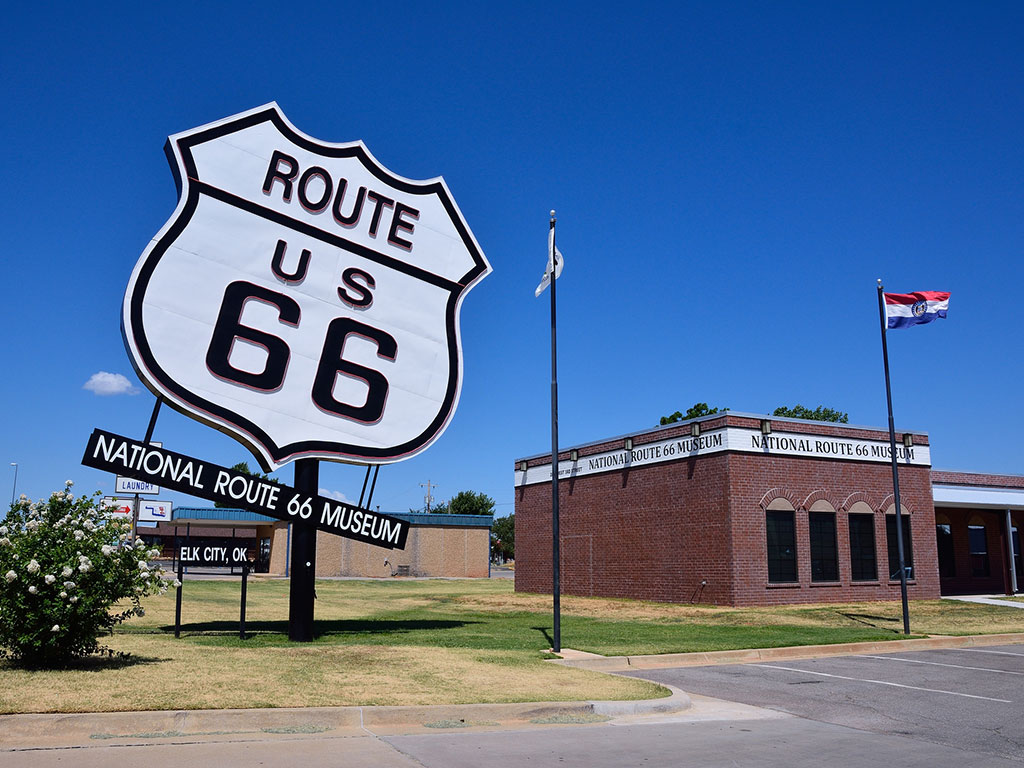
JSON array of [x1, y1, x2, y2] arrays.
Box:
[[2, 578, 1022, 714], [130, 577, 1024, 655], [125, 578, 904, 655]]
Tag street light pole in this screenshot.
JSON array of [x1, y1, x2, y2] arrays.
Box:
[[9, 463, 17, 507]]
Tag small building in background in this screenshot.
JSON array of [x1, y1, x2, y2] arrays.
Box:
[[143, 508, 492, 578]]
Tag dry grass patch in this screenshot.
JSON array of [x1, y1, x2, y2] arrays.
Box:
[[0, 636, 662, 714], [4, 579, 1021, 714]]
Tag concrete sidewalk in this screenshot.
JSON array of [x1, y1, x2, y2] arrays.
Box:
[[942, 594, 1024, 609], [0, 686, 692, 750], [551, 631, 1024, 672]]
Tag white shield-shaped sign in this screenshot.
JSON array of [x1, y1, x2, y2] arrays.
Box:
[[123, 104, 490, 470]]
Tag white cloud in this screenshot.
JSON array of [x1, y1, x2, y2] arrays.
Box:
[[83, 372, 140, 396], [319, 488, 354, 504]]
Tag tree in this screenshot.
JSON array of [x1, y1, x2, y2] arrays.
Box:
[[215, 462, 277, 507], [491, 513, 514, 562], [446, 491, 495, 517], [660, 402, 724, 425], [772, 404, 849, 423], [410, 500, 448, 514]]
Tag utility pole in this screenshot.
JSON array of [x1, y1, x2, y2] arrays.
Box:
[[420, 480, 438, 513]]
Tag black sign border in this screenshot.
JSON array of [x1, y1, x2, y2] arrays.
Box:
[[123, 104, 489, 469], [83, 429, 409, 550]]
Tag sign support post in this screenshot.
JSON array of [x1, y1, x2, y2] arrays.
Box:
[[131, 396, 163, 541], [174, 556, 184, 639], [240, 560, 249, 640], [289, 458, 318, 642]]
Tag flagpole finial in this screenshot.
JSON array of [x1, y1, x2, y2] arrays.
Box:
[[550, 210, 556, 219], [877, 278, 882, 286]]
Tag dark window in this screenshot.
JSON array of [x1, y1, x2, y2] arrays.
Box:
[[849, 514, 877, 581], [968, 524, 990, 577], [936, 523, 955, 578], [809, 511, 838, 582], [766, 509, 797, 583], [886, 514, 914, 580]]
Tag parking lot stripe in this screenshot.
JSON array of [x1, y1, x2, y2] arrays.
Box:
[[861, 655, 1024, 676], [751, 664, 1012, 703], [962, 648, 1024, 658]]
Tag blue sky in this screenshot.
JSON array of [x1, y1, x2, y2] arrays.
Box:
[[2, 2, 1022, 520]]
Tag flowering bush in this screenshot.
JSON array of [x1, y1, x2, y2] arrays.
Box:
[[0, 482, 173, 667]]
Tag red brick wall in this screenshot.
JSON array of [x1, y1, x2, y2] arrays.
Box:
[[727, 453, 938, 606], [515, 415, 940, 606], [515, 453, 732, 604]]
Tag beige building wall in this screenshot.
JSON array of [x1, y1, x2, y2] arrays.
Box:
[[267, 522, 290, 575], [267, 521, 490, 578]]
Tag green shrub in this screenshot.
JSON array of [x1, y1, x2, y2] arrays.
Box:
[[0, 482, 174, 667]]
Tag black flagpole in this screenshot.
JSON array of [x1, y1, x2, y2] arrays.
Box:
[[877, 279, 911, 635], [549, 210, 561, 653]]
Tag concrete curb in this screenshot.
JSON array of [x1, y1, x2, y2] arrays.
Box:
[[0, 685, 691, 748], [551, 632, 1024, 672]]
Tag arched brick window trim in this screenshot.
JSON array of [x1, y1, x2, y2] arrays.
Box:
[[801, 490, 841, 512], [878, 495, 914, 516], [840, 491, 875, 513], [759, 488, 800, 510]]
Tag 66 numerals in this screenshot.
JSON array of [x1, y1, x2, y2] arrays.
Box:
[[205, 280, 396, 424]]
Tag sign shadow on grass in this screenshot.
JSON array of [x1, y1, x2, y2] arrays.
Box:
[[158, 618, 476, 638], [532, 625, 554, 648], [4, 653, 167, 672], [837, 612, 903, 633]]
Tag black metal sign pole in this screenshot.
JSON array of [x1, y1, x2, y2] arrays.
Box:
[[174, 520, 189, 639], [549, 211, 561, 654], [174, 555, 184, 639], [289, 458, 318, 642], [240, 560, 249, 640], [877, 279, 911, 635], [366, 466, 380, 509], [131, 396, 163, 541]]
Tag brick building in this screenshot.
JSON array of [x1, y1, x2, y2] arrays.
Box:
[[514, 411, 1022, 606]]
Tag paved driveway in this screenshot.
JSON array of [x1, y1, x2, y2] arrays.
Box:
[[622, 643, 1024, 762]]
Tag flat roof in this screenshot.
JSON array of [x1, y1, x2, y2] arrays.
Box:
[[170, 507, 492, 528], [932, 484, 1024, 510], [515, 410, 928, 462]]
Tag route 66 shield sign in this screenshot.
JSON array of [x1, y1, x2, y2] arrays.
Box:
[[122, 104, 490, 470]]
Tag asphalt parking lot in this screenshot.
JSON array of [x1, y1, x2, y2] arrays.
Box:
[[5, 644, 1023, 767], [623, 643, 1024, 762]]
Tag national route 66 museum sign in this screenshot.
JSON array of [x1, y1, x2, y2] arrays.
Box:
[[122, 103, 490, 470]]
